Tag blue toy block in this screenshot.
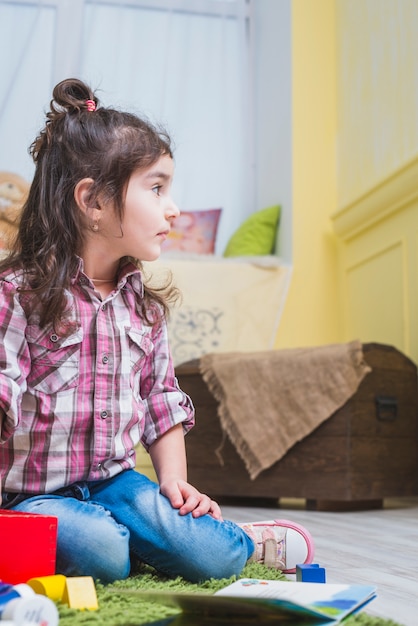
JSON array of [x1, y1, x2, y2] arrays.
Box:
[[296, 563, 326, 583]]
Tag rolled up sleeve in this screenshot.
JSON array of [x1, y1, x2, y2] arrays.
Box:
[[140, 319, 195, 450]]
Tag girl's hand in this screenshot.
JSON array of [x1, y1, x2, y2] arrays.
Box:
[[159, 478, 223, 521], [150, 425, 223, 520]]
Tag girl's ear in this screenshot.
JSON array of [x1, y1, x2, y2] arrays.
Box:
[[74, 178, 97, 219]]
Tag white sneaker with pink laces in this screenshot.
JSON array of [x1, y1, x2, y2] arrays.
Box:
[[240, 519, 315, 574]]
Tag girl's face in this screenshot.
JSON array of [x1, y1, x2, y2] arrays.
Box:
[[102, 154, 179, 262]]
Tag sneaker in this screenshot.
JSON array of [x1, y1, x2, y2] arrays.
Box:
[[240, 519, 315, 574]]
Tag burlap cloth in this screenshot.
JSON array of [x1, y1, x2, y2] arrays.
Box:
[[199, 341, 371, 480]]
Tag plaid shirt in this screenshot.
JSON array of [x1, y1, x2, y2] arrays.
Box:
[[0, 259, 194, 494]]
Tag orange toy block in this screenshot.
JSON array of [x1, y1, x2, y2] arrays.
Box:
[[62, 576, 99, 610], [27, 574, 67, 601], [0, 511, 57, 584]]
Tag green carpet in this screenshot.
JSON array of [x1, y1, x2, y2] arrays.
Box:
[[57, 563, 402, 626]]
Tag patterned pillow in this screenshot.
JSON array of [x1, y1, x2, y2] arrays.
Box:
[[162, 208, 222, 254]]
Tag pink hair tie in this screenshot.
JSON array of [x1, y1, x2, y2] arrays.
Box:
[[86, 99, 96, 112]]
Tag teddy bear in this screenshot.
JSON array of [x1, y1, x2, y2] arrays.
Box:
[[0, 171, 30, 249]]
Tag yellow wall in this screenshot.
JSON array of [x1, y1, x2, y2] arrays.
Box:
[[331, 0, 418, 363], [336, 0, 418, 209], [275, 0, 340, 349], [276, 0, 418, 364]]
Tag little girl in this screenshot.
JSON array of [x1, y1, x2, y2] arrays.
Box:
[[0, 78, 314, 583]]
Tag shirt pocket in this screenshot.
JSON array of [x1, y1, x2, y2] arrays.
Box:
[[25, 325, 83, 394], [126, 328, 154, 399]]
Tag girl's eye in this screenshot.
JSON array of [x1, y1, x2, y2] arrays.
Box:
[[152, 185, 162, 196]]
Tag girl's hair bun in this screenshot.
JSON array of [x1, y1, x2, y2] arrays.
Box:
[[49, 77, 98, 116], [31, 78, 98, 161]]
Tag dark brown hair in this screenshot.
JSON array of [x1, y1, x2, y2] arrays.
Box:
[[0, 78, 177, 329]]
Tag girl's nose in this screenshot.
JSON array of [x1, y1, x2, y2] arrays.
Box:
[[166, 198, 180, 219]]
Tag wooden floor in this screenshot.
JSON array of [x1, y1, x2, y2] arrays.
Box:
[[222, 496, 418, 626]]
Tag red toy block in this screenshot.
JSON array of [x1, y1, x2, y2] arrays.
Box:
[[0, 510, 58, 584], [296, 563, 326, 583]]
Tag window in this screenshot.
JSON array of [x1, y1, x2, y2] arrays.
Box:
[[0, 0, 254, 254]]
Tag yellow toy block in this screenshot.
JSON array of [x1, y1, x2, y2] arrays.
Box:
[[27, 574, 67, 601], [62, 576, 98, 610]]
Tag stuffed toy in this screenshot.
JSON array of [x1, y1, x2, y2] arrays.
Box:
[[0, 171, 30, 249]]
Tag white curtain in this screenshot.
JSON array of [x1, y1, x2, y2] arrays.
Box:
[[0, 0, 254, 254], [0, 2, 57, 179]]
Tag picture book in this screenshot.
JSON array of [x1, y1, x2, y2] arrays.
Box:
[[119, 577, 377, 625], [215, 578, 377, 623]]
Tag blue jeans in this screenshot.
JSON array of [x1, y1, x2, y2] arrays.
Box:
[[8, 470, 254, 583]]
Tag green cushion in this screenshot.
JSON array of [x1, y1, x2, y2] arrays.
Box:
[[223, 204, 281, 257]]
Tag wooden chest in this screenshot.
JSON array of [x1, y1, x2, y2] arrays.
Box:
[[177, 343, 418, 510]]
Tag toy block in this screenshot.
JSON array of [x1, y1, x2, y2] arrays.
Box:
[[62, 576, 99, 610], [296, 563, 326, 583], [27, 574, 67, 601], [0, 511, 57, 584]]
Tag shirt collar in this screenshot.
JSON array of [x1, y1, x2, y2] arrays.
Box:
[[71, 256, 145, 297]]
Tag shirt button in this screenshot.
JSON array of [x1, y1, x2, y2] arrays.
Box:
[[100, 410, 109, 419], [50, 334, 59, 343], [97, 463, 102, 470], [101, 304, 107, 311], [102, 355, 109, 364]]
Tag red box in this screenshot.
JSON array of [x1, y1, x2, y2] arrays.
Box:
[[0, 511, 58, 584]]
